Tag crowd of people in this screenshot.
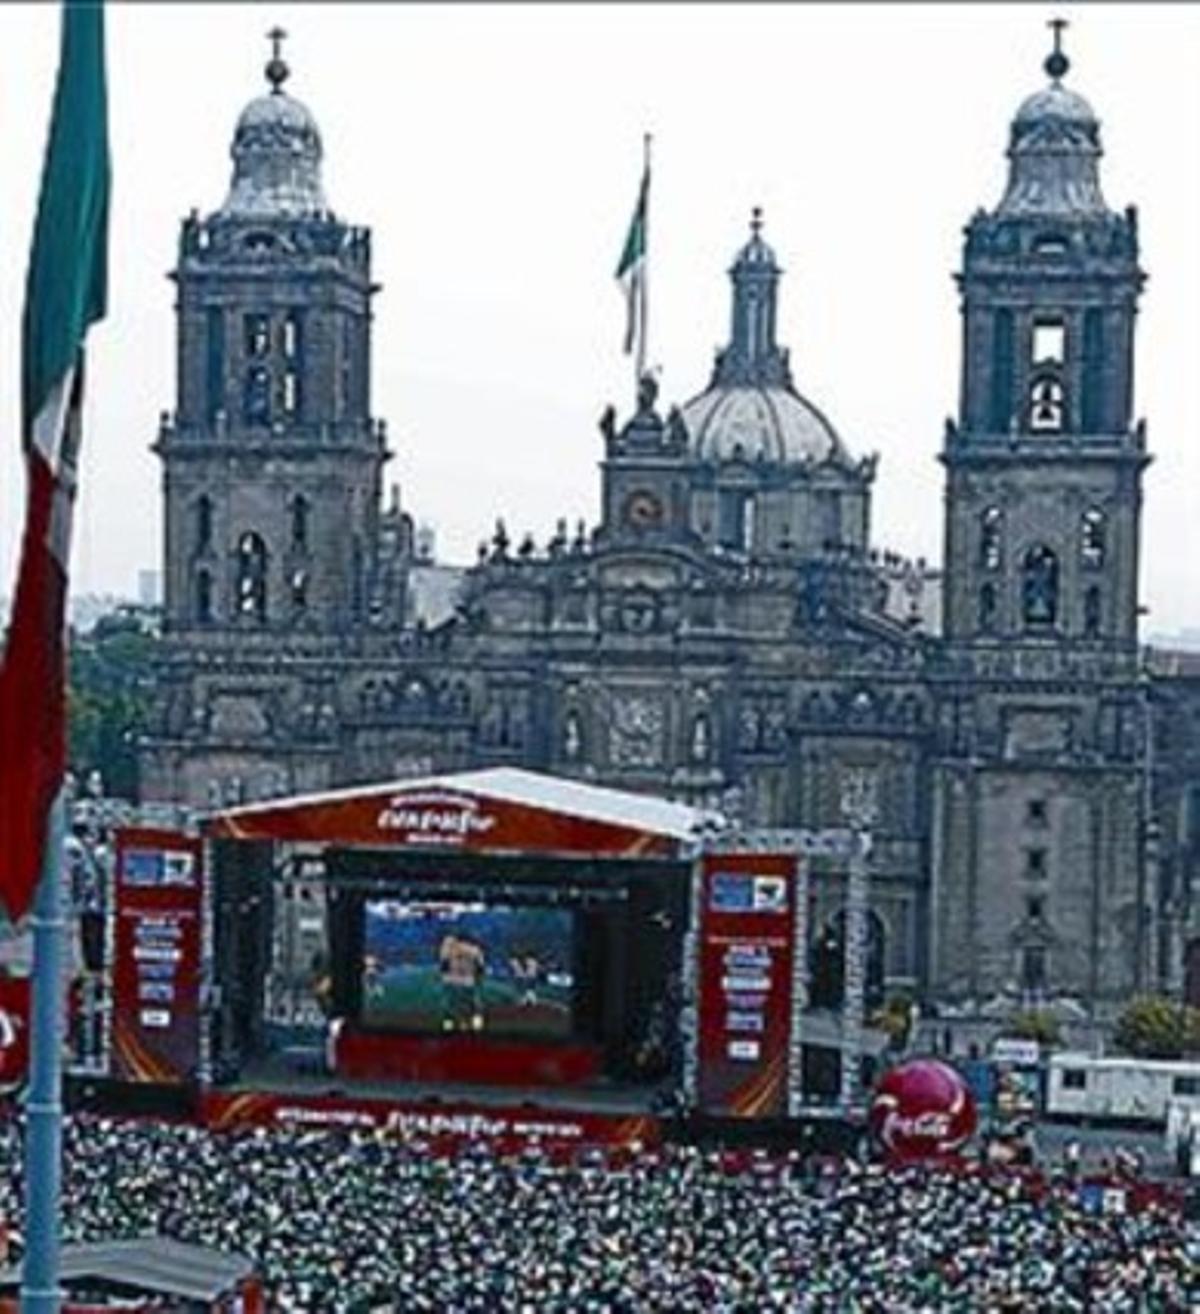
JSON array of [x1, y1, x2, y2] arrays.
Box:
[[0, 1115, 1194, 1311]]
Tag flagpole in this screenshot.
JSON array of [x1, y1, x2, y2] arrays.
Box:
[[636, 131, 651, 394], [20, 785, 68, 1314]]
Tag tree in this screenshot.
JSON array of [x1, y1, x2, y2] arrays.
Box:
[[871, 992, 916, 1051], [67, 607, 158, 800], [1112, 995, 1200, 1060], [1004, 1009, 1062, 1048]]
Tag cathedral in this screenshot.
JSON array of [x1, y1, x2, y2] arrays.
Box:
[[140, 31, 1200, 1031]]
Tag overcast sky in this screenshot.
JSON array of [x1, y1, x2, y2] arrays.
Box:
[[0, 3, 1198, 634]]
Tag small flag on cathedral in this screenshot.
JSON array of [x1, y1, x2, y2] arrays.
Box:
[[0, 3, 110, 922], [615, 155, 649, 358]]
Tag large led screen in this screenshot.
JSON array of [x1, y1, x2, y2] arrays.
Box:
[[361, 900, 575, 1038]]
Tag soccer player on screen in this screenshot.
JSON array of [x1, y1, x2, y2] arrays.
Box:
[[439, 933, 486, 1032], [511, 951, 542, 1007], [362, 954, 383, 1006]]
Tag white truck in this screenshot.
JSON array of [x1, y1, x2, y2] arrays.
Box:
[[1045, 1053, 1200, 1125], [1165, 1097, 1200, 1178]]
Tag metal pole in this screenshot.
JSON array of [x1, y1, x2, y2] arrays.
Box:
[[636, 132, 651, 393], [21, 787, 68, 1314], [839, 771, 877, 1112], [679, 846, 704, 1113], [787, 852, 810, 1116]]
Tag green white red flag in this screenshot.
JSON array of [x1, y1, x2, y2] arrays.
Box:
[[615, 158, 648, 360], [0, 3, 110, 922]]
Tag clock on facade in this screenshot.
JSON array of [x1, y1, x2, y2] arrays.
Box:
[[623, 490, 664, 528]]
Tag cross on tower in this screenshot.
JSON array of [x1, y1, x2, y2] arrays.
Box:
[[751, 206, 763, 239], [265, 26, 290, 93], [1045, 17, 1070, 84]]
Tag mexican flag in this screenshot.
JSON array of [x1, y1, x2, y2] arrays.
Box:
[[615, 161, 649, 357], [0, 3, 110, 922]]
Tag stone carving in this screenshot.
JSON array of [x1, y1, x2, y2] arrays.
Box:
[[210, 694, 271, 740], [609, 691, 665, 768]]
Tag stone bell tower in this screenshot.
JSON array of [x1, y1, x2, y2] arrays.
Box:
[[158, 29, 387, 641], [942, 21, 1147, 651], [144, 31, 398, 806], [932, 24, 1153, 1018]]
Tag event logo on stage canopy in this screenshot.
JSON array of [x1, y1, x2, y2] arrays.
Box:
[[696, 852, 799, 1118], [112, 828, 203, 1085], [376, 791, 499, 846]]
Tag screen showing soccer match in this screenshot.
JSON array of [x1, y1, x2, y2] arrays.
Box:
[[360, 900, 575, 1038]]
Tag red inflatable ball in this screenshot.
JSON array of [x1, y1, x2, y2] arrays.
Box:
[[869, 1058, 977, 1160]]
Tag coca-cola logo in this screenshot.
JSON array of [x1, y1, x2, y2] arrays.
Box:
[[876, 1101, 959, 1149], [376, 792, 498, 845], [869, 1060, 977, 1160]]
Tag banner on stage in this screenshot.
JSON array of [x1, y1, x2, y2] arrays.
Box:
[[112, 828, 203, 1085], [696, 851, 799, 1118], [199, 1088, 659, 1151]]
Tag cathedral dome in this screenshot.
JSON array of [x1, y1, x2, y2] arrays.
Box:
[[996, 26, 1107, 219], [733, 225, 777, 269], [679, 211, 851, 467], [680, 383, 846, 466], [220, 33, 330, 220], [1013, 83, 1096, 128]]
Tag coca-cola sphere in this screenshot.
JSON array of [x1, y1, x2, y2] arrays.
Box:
[[869, 1059, 977, 1160]]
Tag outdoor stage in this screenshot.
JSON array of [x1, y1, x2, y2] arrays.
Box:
[[121, 769, 704, 1147], [106, 767, 874, 1148]]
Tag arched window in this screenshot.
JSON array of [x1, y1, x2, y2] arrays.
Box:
[[195, 568, 213, 624], [1084, 585, 1102, 637], [244, 366, 270, 425], [1032, 318, 1065, 365], [1029, 375, 1065, 433], [235, 532, 268, 622], [742, 496, 756, 553], [979, 582, 998, 632], [562, 710, 583, 762], [290, 568, 308, 612], [244, 312, 270, 357], [1022, 545, 1059, 626], [808, 911, 887, 1011], [979, 505, 1003, 570], [1080, 507, 1106, 569], [291, 495, 309, 551], [691, 713, 711, 764], [195, 495, 213, 553]]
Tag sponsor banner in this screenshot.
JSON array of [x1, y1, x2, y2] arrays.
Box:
[[198, 1088, 660, 1151], [1, 1305, 159, 1314], [205, 785, 680, 860], [112, 828, 203, 1085], [991, 1037, 1040, 1066], [696, 852, 798, 1119]]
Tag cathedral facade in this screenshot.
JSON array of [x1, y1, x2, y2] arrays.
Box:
[[141, 37, 1200, 1027]]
